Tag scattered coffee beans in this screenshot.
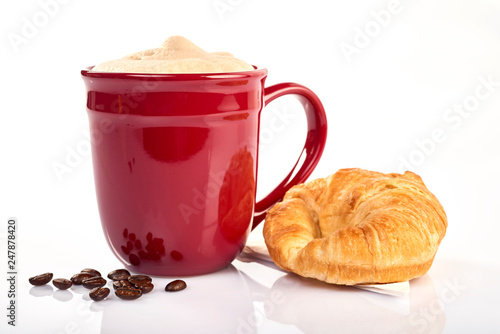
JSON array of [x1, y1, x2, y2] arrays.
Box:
[[165, 280, 187, 292], [81, 268, 101, 277], [29, 273, 53, 286], [127, 275, 154, 294], [138, 282, 154, 294], [115, 287, 142, 300], [107, 269, 131, 281], [89, 287, 110, 302], [82, 276, 107, 289], [111, 275, 154, 295], [71, 272, 94, 285], [128, 275, 152, 286], [113, 280, 133, 290], [53, 278, 73, 290], [29, 267, 186, 301]]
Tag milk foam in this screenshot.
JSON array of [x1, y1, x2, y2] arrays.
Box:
[[91, 36, 254, 74]]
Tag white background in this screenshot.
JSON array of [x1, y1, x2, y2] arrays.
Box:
[[1, 0, 500, 333]]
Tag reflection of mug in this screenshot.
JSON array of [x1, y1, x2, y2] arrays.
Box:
[[98, 266, 256, 334], [81, 67, 327, 276]]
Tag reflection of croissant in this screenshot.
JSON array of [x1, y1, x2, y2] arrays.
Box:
[[263, 168, 447, 285], [262, 274, 446, 334], [218, 147, 255, 242]]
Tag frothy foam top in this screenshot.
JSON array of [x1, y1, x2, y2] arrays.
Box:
[[91, 36, 254, 74]]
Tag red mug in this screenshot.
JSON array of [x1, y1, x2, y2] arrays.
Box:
[[81, 67, 327, 276]]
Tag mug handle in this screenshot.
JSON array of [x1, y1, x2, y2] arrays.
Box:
[[252, 83, 328, 229]]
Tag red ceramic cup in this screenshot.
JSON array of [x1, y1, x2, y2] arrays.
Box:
[[81, 67, 327, 276]]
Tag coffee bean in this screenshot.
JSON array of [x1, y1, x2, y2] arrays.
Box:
[[113, 280, 133, 290], [115, 287, 142, 300], [53, 278, 72, 290], [107, 269, 131, 281], [81, 268, 101, 277], [129, 254, 140, 266], [29, 273, 53, 286], [138, 282, 154, 294], [165, 280, 187, 292], [131, 278, 153, 289], [121, 245, 130, 255], [128, 275, 152, 286], [89, 287, 110, 302], [170, 250, 183, 261], [82, 276, 107, 289], [71, 272, 94, 285], [138, 250, 149, 259]]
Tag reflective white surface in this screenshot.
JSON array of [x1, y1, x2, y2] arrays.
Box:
[[2, 0, 500, 333], [3, 226, 499, 334]]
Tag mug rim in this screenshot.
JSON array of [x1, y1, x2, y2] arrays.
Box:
[[81, 65, 267, 81]]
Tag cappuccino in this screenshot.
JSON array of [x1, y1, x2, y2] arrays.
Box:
[[91, 36, 253, 74]]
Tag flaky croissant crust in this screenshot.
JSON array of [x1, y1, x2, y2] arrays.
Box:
[[263, 168, 447, 285]]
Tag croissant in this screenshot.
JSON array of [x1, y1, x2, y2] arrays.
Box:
[[263, 168, 447, 285]]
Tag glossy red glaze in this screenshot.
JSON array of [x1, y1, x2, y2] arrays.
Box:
[[82, 67, 327, 276]]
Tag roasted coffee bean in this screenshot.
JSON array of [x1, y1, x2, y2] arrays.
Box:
[[113, 280, 133, 290], [81, 268, 101, 277], [53, 278, 72, 290], [165, 280, 187, 292], [129, 254, 140, 266], [127, 275, 152, 286], [29, 273, 53, 286], [71, 272, 94, 285], [115, 287, 142, 300], [82, 276, 107, 289], [107, 269, 131, 281], [89, 287, 110, 302], [138, 282, 154, 294], [131, 278, 154, 290]]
